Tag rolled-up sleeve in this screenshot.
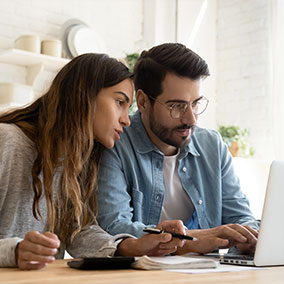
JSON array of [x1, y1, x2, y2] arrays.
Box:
[[0, 238, 22, 267]]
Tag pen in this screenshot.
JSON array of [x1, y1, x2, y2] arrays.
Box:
[[143, 227, 198, 241]]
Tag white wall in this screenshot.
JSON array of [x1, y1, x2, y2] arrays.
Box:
[[216, 0, 272, 159], [143, 0, 177, 47], [177, 0, 217, 130]]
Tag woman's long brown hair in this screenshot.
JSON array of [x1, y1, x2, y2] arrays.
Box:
[[0, 53, 132, 244]]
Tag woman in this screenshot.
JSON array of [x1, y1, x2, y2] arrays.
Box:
[[0, 53, 185, 270]]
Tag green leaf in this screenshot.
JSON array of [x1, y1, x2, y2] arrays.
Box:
[[217, 125, 254, 157]]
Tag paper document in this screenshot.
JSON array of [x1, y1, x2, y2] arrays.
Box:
[[167, 264, 264, 274], [132, 255, 218, 270]]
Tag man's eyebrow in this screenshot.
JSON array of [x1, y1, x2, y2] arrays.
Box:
[[114, 91, 130, 103], [165, 96, 203, 104], [165, 99, 187, 104]]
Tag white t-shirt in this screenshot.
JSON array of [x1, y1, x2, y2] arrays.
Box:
[[160, 152, 194, 224]]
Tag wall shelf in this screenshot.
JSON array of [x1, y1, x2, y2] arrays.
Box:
[[0, 48, 69, 71], [0, 48, 70, 85]]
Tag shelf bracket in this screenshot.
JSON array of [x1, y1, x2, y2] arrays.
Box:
[[26, 63, 44, 86]]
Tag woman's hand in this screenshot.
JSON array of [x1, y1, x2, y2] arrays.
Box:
[[16, 231, 60, 270], [116, 220, 186, 256]]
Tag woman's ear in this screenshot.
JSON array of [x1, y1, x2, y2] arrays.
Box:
[[136, 89, 149, 112]]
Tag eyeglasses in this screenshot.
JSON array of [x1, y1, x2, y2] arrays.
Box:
[[148, 95, 209, 119]]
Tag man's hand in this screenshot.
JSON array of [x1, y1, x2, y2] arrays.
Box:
[[234, 225, 258, 254], [155, 220, 186, 235], [16, 231, 60, 270], [116, 220, 185, 256], [175, 224, 258, 255]]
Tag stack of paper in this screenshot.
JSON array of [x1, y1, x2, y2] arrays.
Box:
[[132, 255, 218, 270]]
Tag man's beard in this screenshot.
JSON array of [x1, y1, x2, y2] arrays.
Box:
[[149, 111, 195, 148]]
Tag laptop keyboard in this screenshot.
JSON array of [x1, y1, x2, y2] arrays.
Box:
[[223, 254, 254, 261]]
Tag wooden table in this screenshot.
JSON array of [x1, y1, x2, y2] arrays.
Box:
[[1, 260, 284, 284]]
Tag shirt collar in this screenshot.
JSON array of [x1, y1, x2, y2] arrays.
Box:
[[130, 111, 200, 158], [131, 112, 162, 154], [179, 138, 200, 159]]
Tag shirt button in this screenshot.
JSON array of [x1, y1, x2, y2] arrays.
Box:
[[156, 194, 161, 200], [182, 167, 187, 172], [198, 199, 203, 205]]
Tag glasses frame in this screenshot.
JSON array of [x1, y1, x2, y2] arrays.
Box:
[[148, 95, 209, 119]]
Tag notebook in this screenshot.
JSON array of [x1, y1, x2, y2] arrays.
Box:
[[221, 160, 284, 266], [132, 255, 218, 270], [67, 255, 218, 270]]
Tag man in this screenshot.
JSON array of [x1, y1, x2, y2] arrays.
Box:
[[97, 43, 258, 255]]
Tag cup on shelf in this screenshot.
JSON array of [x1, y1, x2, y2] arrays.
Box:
[[41, 39, 62, 57], [14, 35, 41, 54]]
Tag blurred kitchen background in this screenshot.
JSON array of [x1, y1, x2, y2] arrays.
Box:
[[0, 0, 283, 218]]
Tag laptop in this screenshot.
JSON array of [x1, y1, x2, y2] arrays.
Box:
[[220, 160, 284, 266]]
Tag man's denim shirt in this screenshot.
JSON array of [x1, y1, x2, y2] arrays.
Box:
[[97, 111, 258, 238]]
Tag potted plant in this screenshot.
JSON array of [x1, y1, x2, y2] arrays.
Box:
[[218, 125, 255, 157], [125, 53, 140, 72], [124, 52, 140, 115]]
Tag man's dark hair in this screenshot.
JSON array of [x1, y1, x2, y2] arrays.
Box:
[[133, 43, 210, 100]]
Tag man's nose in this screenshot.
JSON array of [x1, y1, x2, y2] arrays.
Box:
[[181, 106, 197, 125]]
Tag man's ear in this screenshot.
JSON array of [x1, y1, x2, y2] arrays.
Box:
[[136, 89, 149, 112]]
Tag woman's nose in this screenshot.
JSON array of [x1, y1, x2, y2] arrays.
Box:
[[120, 111, 131, 127]]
